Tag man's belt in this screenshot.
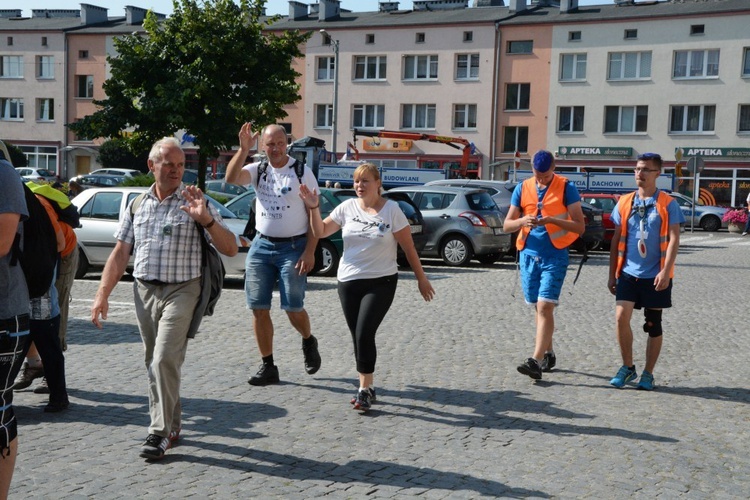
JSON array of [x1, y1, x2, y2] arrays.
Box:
[[258, 233, 307, 243], [138, 278, 170, 286], [0, 314, 30, 334]]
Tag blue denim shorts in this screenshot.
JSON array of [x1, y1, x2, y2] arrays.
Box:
[[245, 236, 308, 312], [520, 251, 569, 305]]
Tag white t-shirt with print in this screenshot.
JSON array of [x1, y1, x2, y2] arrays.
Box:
[[242, 157, 318, 238], [330, 198, 408, 282]]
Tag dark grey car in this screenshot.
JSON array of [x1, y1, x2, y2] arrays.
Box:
[[387, 185, 511, 266]]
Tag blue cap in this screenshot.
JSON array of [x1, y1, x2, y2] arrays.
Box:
[[533, 150, 554, 173]]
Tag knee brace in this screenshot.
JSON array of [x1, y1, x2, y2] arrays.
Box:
[[643, 309, 663, 338]]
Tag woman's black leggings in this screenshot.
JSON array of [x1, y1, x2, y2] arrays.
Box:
[[337, 274, 398, 375]]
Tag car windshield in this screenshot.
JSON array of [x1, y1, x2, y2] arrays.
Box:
[[224, 189, 256, 220], [206, 195, 238, 219], [465, 191, 497, 211], [38, 169, 56, 177]]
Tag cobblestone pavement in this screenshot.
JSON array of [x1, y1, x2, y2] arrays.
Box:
[[10, 231, 750, 498]]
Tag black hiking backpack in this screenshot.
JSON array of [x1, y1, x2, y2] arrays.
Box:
[[11, 184, 60, 298]]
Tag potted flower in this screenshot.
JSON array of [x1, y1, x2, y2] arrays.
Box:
[[722, 208, 748, 233]]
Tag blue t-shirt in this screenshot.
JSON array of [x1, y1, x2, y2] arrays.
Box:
[[510, 178, 581, 258], [0, 160, 30, 318], [611, 191, 685, 279]]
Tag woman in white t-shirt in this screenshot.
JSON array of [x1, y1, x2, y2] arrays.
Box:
[[300, 163, 434, 411]]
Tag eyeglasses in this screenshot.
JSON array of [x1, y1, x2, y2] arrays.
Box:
[[637, 152, 662, 161], [634, 168, 660, 174]]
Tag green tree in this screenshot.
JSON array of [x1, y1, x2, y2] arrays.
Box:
[[3, 142, 28, 168], [97, 138, 148, 172], [68, 0, 308, 189]]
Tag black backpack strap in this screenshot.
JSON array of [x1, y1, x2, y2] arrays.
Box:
[[256, 159, 268, 187], [292, 159, 304, 184]]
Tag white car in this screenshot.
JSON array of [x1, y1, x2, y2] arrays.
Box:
[[70, 187, 250, 278], [88, 168, 143, 178], [669, 192, 728, 231], [16, 167, 59, 183]]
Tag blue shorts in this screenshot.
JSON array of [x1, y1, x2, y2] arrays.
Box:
[[520, 251, 569, 305], [615, 272, 672, 309], [245, 236, 308, 312]]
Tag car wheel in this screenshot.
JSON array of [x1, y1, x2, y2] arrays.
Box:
[[440, 235, 472, 266], [700, 215, 721, 232], [75, 248, 89, 279], [311, 239, 339, 277], [477, 252, 501, 264]]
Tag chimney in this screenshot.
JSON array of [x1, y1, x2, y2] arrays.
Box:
[[508, 0, 527, 14], [125, 5, 148, 25], [289, 1, 308, 20], [80, 4, 108, 25], [473, 0, 505, 6], [32, 9, 80, 18], [0, 10, 22, 18], [319, 0, 341, 21], [379, 1, 400, 12], [560, 0, 578, 13], [413, 0, 468, 11], [309, 3, 319, 16]]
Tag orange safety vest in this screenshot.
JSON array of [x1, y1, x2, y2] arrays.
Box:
[[615, 191, 674, 279], [516, 174, 578, 251]]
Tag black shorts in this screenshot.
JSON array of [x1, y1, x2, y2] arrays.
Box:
[[615, 272, 672, 310]]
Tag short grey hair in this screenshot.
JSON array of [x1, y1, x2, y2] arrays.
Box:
[[148, 137, 182, 163]]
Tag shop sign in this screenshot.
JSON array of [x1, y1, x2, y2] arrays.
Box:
[[557, 146, 633, 157], [676, 147, 750, 159], [363, 139, 412, 152]]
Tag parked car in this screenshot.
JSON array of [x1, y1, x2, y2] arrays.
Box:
[[224, 187, 345, 277], [426, 179, 515, 218], [330, 188, 428, 267], [668, 192, 727, 231], [580, 193, 622, 248], [68, 174, 127, 197], [88, 168, 143, 178], [70, 187, 250, 278], [575, 201, 606, 252], [387, 185, 511, 266], [205, 180, 248, 200], [16, 167, 58, 183]]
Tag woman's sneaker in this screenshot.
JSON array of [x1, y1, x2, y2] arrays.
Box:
[[637, 370, 655, 391], [352, 389, 372, 411], [610, 365, 638, 388], [540, 352, 556, 372], [350, 387, 376, 405]]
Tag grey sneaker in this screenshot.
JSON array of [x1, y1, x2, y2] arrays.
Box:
[[353, 389, 372, 411], [12, 362, 44, 391], [350, 387, 376, 405], [33, 377, 50, 394], [140, 434, 170, 460]]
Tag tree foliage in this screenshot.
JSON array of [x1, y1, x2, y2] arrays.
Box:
[[4, 142, 28, 168], [97, 138, 148, 172], [68, 0, 309, 188]]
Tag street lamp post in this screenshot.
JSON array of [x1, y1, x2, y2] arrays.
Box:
[[321, 30, 339, 157]]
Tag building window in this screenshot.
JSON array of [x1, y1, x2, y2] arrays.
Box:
[[453, 104, 477, 130], [507, 40, 533, 54], [402, 104, 436, 129], [455, 53, 479, 80], [558, 106, 585, 133], [690, 24, 705, 35], [6, 37, 12, 46], [568, 31, 581, 41], [673, 49, 720, 78], [560, 53, 587, 81], [739, 105, 750, 133], [505, 83, 530, 111], [463, 31, 473, 42], [669, 105, 716, 133], [403, 55, 438, 80], [744, 48, 750, 77], [314, 104, 333, 129], [20, 145, 57, 170], [605, 105, 648, 133], [79, 50, 89, 58], [317, 56, 335, 81], [366, 34, 375, 44], [42, 36, 47, 46], [37, 98, 54, 121], [0, 98, 24, 120], [37, 56, 54, 79], [76, 75, 94, 98], [354, 56, 386, 80], [352, 104, 385, 128], [624, 29, 638, 39], [737, 104, 750, 132], [416, 32, 425, 43], [0, 56, 23, 78], [503, 126, 528, 153], [608, 51, 651, 80]]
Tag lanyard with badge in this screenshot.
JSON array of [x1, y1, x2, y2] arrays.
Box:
[[632, 202, 654, 258]]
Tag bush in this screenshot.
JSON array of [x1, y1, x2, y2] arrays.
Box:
[[722, 208, 748, 225]]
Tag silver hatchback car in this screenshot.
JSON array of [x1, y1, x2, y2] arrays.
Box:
[[388, 185, 511, 266]]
